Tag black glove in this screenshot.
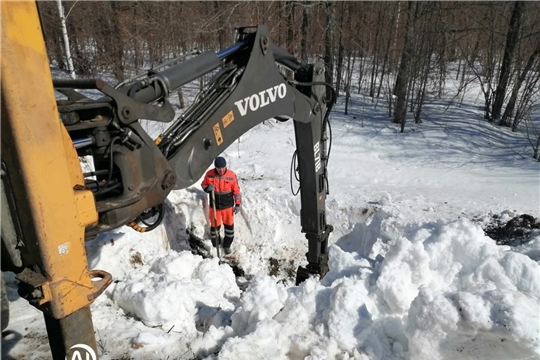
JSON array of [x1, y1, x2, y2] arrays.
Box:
[[205, 185, 215, 193], [234, 204, 241, 214]]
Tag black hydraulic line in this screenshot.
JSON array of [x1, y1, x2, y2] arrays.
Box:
[[292, 79, 336, 161], [84, 181, 100, 190], [95, 136, 121, 196], [83, 169, 108, 178], [289, 150, 300, 196], [137, 203, 165, 231], [94, 182, 121, 196], [53, 79, 99, 89], [324, 118, 333, 194], [160, 68, 242, 158], [159, 67, 238, 142]]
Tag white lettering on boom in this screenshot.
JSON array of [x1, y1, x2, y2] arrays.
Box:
[[234, 84, 287, 116]]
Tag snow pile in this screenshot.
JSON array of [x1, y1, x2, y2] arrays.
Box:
[[230, 274, 288, 335], [195, 217, 539, 360], [392, 218, 539, 359], [111, 251, 240, 341], [88, 212, 533, 360], [85, 227, 170, 281]]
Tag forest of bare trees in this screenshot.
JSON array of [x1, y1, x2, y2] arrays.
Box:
[[39, 1, 540, 158]]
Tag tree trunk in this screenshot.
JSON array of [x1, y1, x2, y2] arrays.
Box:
[[108, 1, 125, 81], [213, 1, 225, 50], [178, 88, 185, 109], [286, 1, 295, 54], [323, 1, 334, 101], [344, 50, 354, 115], [133, 2, 142, 71], [344, 3, 355, 115], [456, 57, 462, 81], [392, 2, 402, 70], [503, 43, 540, 127], [41, 2, 66, 70], [369, 51, 379, 98], [357, 4, 368, 94], [66, 19, 87, 76], [393, 1, 416, 130], [377, 7, 395, 99], [415, 52, 431, 124], [437, 21, 447, 98], [512, 65, 540, 131], [300, 1, 309, 63], [534, 136, 540, 161], [357, 51, 366, 94], [494, 1, 525, 123], [370, 6, 385, 98], [56, 0, 76, 78], [335, 1, 346, 98]]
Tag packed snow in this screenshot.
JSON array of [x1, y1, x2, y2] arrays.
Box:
[[2, 68, 539, 360]]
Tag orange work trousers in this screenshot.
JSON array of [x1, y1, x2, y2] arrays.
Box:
[[209, 206, 234, 227]]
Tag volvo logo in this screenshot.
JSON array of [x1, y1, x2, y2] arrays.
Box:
[[234, 84, 287, 116]]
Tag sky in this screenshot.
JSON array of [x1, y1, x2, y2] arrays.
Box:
[[2, 66, 539, 360]]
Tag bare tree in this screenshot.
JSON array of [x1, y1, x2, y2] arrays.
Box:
[[323, 1, 334, 101], [502, 42, 540, 129], [494, 1, 525, 124], [335, 1, 346, 98], [344, 2, 355, 114], [56, 0, 75, 78], [300, 1, 310, 63], [213, 1, 225, 50], [512, 63, 540, 132], [393, 1, 418, 132]]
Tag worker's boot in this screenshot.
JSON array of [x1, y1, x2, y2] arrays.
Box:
[[223, 225, 233, 255], [210, 226, 220, 247]]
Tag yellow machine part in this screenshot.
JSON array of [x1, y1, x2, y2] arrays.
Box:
[[1, 1, 110, 319]]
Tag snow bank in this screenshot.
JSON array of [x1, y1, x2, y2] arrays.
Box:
[[394, 219, 539, 359], [207, 216, 539, 360], [85, 228, 170, 281], [231, 274, 288, 336], [67, 151, 540, 360], [112, 251, 240, 341], [82, 202, 538, 360]]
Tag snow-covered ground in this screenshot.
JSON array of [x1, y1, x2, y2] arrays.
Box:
[[2, 69, 539, 360]]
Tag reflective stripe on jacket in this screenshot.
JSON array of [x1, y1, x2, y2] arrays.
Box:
[[201, 168, 241, 210]]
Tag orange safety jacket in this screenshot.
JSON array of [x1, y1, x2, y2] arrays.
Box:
[[201, 168, 241, 210]]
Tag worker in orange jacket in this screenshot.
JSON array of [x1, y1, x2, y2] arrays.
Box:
[[201, 156, 241, 254]]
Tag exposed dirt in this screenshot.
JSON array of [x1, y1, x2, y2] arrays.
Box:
[[129, 250, 143, 265], [482, 214, 539, 246], [267, 257, 297, 285], [186, 226, 246, 279], [269, 258, 279, 276]]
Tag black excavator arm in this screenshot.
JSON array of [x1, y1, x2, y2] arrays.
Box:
[[53, 26, 334, 283]]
